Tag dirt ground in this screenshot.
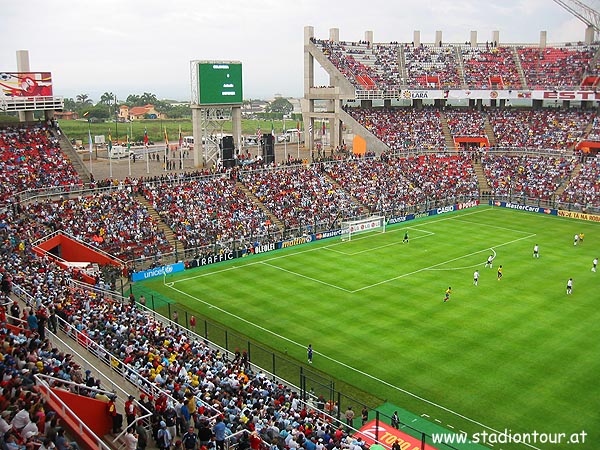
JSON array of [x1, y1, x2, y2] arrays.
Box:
[[79, 143, 315, 180]]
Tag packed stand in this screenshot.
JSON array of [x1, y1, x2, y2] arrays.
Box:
[[584, 115, 600, 141], [0, 125, 82, 207], [460, 45, 522, 89], [403, 44, 462, 89], [444, 109, 487, 137], [142, 175, 279, 251], [21, 188, 172, 261], [323, 154, 478, 214], [240, 166, 362, 229], [312, 38, 385, 90], [517, 45, 597, 89], [348, 107, 446, 151], [559, 156, 600, 210], [481, 153, 577, 199], [488, 109, 594, 150]]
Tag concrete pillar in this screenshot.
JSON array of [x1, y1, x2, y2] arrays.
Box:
[[192, 107, 203, 167], [470, 31, 477, 46], [304, 26, 315, 97], [413, 30, 420, 47], [231, 106, 242, 152], [329, 28, 339, 42], [540, 31, 547, 49], [365, 30, 373, 45], [491, 30, 500, 46], [16, 50, 34, 122], [585, 25, 594, 44], [435, 30, 443, 47]]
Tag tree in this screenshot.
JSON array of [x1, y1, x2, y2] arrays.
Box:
[[140, 92, 158, 105], [63, 98, 77, 111], [266, 97, 293, 115], [126, 94, 142, 106], [99, 92, 115, 105], [76, 93, 92, 105]]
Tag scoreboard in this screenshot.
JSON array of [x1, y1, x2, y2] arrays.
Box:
[[193, 61, 243, 105]]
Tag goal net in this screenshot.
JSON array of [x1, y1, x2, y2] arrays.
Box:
[[341, 216, 386, 241]]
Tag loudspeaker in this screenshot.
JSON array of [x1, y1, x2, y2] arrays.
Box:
[[262, 134, 274, 164], [221, 136, 235, 168]]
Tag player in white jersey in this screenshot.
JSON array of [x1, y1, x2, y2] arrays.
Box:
[[473, 270, 479, 286], [485, 254, 494, 268], [533, 244, 539, 258], [566, 278, 573, 295], [592, 258, 598, 273]]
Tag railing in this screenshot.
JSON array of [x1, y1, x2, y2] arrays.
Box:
[[34, 374, 113, 450]]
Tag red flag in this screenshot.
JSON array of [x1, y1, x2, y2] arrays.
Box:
[[143, 127, 148, 146]]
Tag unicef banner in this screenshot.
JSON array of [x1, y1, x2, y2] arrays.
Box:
[[489, 200, 557, 215], [132, 262, 185, 282]]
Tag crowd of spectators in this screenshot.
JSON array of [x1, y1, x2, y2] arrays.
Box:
[[444, 109, 487, 137], [314, 36, 599, 92], [322, 154, 479, 213], [21, 189, 172, 261], [347, 107, 446, 151], [487, 108, 593, 150], [517, 45, 597, 89], [240, 166, 362, 229], [403, 44, 462, 89], [460, 45, 522, 89], [141, 175, 279, 251], [481, 153, 577, 199], [559, 155, 600, 210], [0, 214, 362, 450], [0, 125, 82, 207]]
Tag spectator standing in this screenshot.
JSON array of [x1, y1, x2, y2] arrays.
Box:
[[213, 416, 226, 450], [345, 406, 355, 429]]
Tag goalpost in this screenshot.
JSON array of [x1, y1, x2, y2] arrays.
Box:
[[341, 215, 386, 241]]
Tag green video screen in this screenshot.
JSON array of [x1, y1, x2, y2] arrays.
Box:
[[198, 62, 243, 105]]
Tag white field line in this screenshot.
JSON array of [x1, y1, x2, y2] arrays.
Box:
[[260, 261, 353, 292], [164, 278, 541, 450]]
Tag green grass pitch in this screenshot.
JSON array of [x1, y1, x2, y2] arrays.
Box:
[[141, 206, 600, 448]]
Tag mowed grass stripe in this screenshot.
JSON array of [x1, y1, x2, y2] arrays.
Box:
[[143, 206, 600, 447]]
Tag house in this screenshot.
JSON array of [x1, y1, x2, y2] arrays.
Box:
[[54, 111, 79, 120], [119, 104, 164, 121]]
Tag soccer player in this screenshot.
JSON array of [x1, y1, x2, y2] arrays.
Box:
[[443, 286, 452, 302], [485, 254, 494, 268], [473, 270, 479, 286], [593, 257, 598, 273], [574, 234, 579, 246], [307, 344, 313, 364], [403, 231, 409, 244], [533, 244, 539, 258], [567, 278, 573, 295], [579, 232, 585, 243], [497, 265, 503, 281]]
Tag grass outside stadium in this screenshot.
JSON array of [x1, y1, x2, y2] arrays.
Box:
[[136, 205, 600, 450]]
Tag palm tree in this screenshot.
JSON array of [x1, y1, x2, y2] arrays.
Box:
[[99, 92, 115, 105], [76, 93, 92, 105], [140, 92, 157, 105]]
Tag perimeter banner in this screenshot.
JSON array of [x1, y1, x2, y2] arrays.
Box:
[[489, 200, 557, 215], [132, 262, 185, 281], [358, 419, 437, 450], [557, 210, 600, 222]]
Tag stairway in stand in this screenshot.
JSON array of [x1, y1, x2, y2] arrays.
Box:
[[483, 116, 497, 147], [439, 112, 457, 150], [135, 195, 179, 249], [554, 163, 582, 198], [236, 181, 285, 230], [472, 159, 491, 193], [56, 131, 92, 184]]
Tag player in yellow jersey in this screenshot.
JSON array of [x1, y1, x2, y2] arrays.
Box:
[[443, 286, 452, 302], [497, 265, 503, 280]]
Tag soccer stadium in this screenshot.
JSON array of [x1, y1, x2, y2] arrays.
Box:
[[1, 15, 600, 450]]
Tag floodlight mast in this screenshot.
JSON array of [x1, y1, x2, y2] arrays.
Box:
[[552, 0, 600, 40]]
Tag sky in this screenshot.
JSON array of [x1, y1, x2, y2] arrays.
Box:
[[1, 0, 597, 102]]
